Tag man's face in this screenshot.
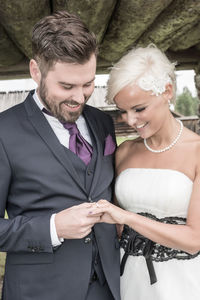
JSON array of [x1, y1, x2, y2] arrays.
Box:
[[37, 54, 96, 123]]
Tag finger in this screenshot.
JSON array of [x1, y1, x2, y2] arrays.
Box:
[[78, 202, 93, 208], [88, 207, 108, 216], [79, 228, 92, 238], [98, 199, 109, 205], [97, 202, 111, 209], [99, 215, 111, 223], [87, 209, 100, 216], [91, 202, 101, 209], [74, 203, 94, 213], [88, 212, 103, 217], [86, 216, 101, 224]]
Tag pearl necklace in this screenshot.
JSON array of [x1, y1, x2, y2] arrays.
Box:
[[144, 119, 183, 153]]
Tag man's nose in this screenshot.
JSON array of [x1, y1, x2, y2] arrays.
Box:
[[72, 88, 85, 104]]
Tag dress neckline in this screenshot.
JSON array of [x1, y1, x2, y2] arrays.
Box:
[[116, 168, 193, 184]]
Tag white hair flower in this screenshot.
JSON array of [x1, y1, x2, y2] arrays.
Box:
[[137, 74, 171, 96]]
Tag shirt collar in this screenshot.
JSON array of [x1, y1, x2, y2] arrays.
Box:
[[32, 90, 44, 110]]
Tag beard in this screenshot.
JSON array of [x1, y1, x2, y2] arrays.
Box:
[[38, 78, 88, 123]]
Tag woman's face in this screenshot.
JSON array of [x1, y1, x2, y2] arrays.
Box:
[[114, 84, 171, 139]]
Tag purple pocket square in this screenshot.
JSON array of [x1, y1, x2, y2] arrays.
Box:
[[104, 134, 116, 156]]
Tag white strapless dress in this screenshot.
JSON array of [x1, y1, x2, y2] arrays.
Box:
[[115, 168, 200, 300]]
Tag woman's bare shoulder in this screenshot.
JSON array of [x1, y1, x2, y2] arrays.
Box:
[[182, 127, 200, 174], [184, 126, 200, 140], [192, 133, 200, 164]]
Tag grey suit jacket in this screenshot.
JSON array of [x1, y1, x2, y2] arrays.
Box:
[[0, 91, 120, 300]]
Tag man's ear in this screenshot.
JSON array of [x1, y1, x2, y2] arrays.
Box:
[[29, 59, 41, 85]]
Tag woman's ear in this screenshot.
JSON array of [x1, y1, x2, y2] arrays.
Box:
[[163, 83, 173, 102], [29, 59, 41, 85]]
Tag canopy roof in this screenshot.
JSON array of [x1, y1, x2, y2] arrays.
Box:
[[0, 0, 200, 79]]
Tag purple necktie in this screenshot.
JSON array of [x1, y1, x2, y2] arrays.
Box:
[[42, 108, 92, 165], [63, 122, 93, 165]]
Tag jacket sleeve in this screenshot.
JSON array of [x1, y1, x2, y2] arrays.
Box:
[[0, 139, 53, 254]]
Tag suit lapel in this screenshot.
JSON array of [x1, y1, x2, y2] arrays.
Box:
[[24, 93, 87, 194]]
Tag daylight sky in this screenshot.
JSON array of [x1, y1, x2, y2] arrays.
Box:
[[0, 70, 197, 97]]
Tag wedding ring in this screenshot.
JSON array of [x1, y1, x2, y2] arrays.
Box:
[[95, 202, 100, 208]]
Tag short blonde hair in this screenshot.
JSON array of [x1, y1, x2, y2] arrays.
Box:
[[106, 44, 176, 104]]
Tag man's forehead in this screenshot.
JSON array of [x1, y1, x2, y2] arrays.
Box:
[[47, 56, 96, 83]]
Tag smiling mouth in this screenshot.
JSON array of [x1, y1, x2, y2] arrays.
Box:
[[63, 103, 82, 112], [65, 103, 80, 108], [136, 122, 148, 129]]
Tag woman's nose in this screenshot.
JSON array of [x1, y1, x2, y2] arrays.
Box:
[[126, 112, 137, 127]]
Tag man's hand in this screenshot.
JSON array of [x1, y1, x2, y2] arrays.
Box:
[[55, 202, 102, 239]]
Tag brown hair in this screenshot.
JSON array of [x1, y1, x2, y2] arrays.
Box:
[[32, 11, 97, 75]]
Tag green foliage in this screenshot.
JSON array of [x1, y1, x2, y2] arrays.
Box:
[[117, 136, 128, 145], [116, 136, 135, 145], [175, 87, 199, 116]]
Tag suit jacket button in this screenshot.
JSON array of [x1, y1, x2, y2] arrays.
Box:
[[87, 170, 92, 175], [84, 237, 91, 244]]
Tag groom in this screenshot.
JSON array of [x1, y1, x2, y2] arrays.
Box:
[[0, 11, 120, 300]]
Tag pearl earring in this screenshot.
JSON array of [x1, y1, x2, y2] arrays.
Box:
[[168, 99, 171, 109]]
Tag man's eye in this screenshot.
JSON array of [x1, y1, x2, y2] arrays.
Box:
[[84, 83, 92, 87], [62, 85, 72, 90], [135, 107, 145, 112]]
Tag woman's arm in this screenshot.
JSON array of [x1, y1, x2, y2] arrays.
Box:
[[90, 165, 200, 255]]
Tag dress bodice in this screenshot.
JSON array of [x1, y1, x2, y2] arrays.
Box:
[[117, 169, 200, 300], [115, 168, 193, 219]]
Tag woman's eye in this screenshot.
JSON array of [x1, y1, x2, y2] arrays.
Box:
[[135, 107, 145, 112], [119, 110, 126, 114]]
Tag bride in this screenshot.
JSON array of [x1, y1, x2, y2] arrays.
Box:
[[89, 45, 200, 299]]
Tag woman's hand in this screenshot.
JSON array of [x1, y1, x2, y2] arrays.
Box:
[[88, 199, 127, 225]]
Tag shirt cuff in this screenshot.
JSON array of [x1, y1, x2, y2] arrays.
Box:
[[50, 214, 64, 247]]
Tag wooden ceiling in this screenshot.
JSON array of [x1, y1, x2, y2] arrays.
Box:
[[0, 0, 200, 79]]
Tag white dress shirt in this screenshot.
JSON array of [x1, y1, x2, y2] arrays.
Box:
[[33, 90, 92, 247]]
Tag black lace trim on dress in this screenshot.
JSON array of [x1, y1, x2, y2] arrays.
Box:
[[120, 212, 200, 285]]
